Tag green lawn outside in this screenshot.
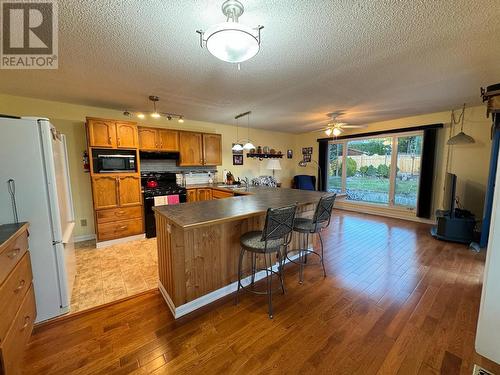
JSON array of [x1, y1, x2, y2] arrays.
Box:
[[327, 176, 418, 195]]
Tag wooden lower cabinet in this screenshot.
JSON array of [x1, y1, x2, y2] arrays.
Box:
[[187, 188, 232, 202], [187, 189, 197, 202], [212, 189, 233, 199], [0, 223, 35, 375], [91, 174, 144, 242], [97, 218, 143, 241], [197, 188, 213, 201]]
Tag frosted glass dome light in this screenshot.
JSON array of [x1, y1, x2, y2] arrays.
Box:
[[197, 0, 263, 65]]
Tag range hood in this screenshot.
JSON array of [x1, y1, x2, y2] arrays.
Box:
[[139, 151, 180, 160]]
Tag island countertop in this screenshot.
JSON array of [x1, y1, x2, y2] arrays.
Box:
[[153, 188, 327, 229]]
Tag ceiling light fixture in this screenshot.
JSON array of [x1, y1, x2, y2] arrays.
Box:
[[232, 111, 255, 150], [122, 96, 185, 122], [447, 104, 475, 145], [196, 0, 263, 66]]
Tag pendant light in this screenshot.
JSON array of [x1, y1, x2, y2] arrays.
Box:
[[447, 104, 475, 145], [232, 117, 243, 151], [242, 111, 255, 150]]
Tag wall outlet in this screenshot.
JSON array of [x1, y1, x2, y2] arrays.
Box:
[[80, 219, 87, 227]]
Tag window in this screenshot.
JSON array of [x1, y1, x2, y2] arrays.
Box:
[[328, 143, 343, 193], [395, 135, 422, 207], [327, 132, 423, 209]]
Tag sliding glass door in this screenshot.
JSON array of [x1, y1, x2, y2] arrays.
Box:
[[327, 132, 423, 210]]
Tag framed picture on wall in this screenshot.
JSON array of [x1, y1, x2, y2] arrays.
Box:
[[287, 149, 293, 159], [232, 144, 243, 155], [302, 147, 313, 155], [233, 155, 243, 165]]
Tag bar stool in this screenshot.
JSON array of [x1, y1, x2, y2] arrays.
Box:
[[235, 205, 297, 319], [287, 194, 336, 283]]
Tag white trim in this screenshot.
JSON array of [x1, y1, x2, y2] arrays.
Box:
[[334, 200, 435, 224], [96, 233, 145, 249], [74, 234, 96, 243], [159, 252, 302, 319]]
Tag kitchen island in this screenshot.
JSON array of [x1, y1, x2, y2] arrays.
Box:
[[153, 187, 326, 318]]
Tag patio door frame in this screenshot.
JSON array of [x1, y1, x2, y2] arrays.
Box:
[[328, 129, 424, 209]]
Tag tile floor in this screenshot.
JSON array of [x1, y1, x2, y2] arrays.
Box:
[[70, 238, 158, 313]]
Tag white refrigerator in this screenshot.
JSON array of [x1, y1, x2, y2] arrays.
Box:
[[0, 117, 76, 322]]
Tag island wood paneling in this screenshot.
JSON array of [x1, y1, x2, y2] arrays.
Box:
[[156, 203, 315, 307]]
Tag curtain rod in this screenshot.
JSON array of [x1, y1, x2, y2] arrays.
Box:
[[317, 123, 444, 142]]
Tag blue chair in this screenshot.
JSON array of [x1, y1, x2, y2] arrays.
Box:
[[293, 175, 317, 191]]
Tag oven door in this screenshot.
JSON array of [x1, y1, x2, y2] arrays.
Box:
[[98, 155, 135, 172], [144, 192, 187, 238]]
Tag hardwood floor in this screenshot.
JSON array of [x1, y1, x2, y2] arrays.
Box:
[[23, 210, 500, 374]]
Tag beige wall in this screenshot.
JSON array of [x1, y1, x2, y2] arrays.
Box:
[[295, 105, 493, 219], [0, 92, 491, 237], [0, 94, 299, 238]]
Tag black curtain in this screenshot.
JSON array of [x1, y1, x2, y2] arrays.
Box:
[[416, 129, 438, 218], [318, 140, 328, 191]]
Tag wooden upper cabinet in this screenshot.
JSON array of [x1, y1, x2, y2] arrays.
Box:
[[138, 128, 158, 150], [202, 134, 222, 166], [158, 129, 179, 151], [118, 176, 142, 206], [87, 119, 116, 148], [179, 132, 204, 166], [116, 122, 138, 149], [92, 176, 119, 210]]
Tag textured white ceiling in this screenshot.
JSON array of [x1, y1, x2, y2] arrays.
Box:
[[1, 0, 499, 132]]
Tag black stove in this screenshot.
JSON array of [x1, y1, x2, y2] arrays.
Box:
[[141, 172, 187, 238]]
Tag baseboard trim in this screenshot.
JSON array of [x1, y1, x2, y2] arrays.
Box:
[[96, 234, 145, 249], [159, 252, 302, 319], [335, 200, 436, 225], [74, 234, 96, 242]]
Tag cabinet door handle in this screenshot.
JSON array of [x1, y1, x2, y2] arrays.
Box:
[[14, 279, 26, 293], [6, 248, 20, 259], [21, 316, 30, 331], [119, 225, 127, 230]]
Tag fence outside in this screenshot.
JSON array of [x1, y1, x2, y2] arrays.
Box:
[[346, 154, 421, 175]]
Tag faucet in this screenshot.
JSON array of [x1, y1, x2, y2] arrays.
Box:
[[241, 177, 250, 191]]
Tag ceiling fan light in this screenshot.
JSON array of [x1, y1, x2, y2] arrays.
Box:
[[325, 128, 333, 137], [137, 113, 145, 119], [332, 128, 342, 137], [151, 112, 161, 119], [232, 143, 244, 151], [178, 116, 184, 123], [205, 22, 259, 63]]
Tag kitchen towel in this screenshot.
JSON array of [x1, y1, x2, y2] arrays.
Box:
[[154, 196, 168, 206], [167, 194, 180, 205]]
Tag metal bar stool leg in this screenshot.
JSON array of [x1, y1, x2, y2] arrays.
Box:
[[235, 247, 245, 305], [263, 252, 273, 319], [299, 232, 305, 284], [278, 247, 286, 294], [250, 252, 256, 286], [318, 232, 327, 277]]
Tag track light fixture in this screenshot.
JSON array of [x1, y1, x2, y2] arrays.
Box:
[[122, 96, 185, 122]]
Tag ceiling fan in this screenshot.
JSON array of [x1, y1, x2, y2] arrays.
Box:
[[319, 112, 367, 137]]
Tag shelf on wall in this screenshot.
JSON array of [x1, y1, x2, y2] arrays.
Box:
[[246, 153, 283, 159]]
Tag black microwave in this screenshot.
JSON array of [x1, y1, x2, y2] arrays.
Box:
[[96, 154, 136, 173]]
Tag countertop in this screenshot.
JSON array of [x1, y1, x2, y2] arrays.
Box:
[[153, 188, 327, 229], [0, 222, 28, 250]]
